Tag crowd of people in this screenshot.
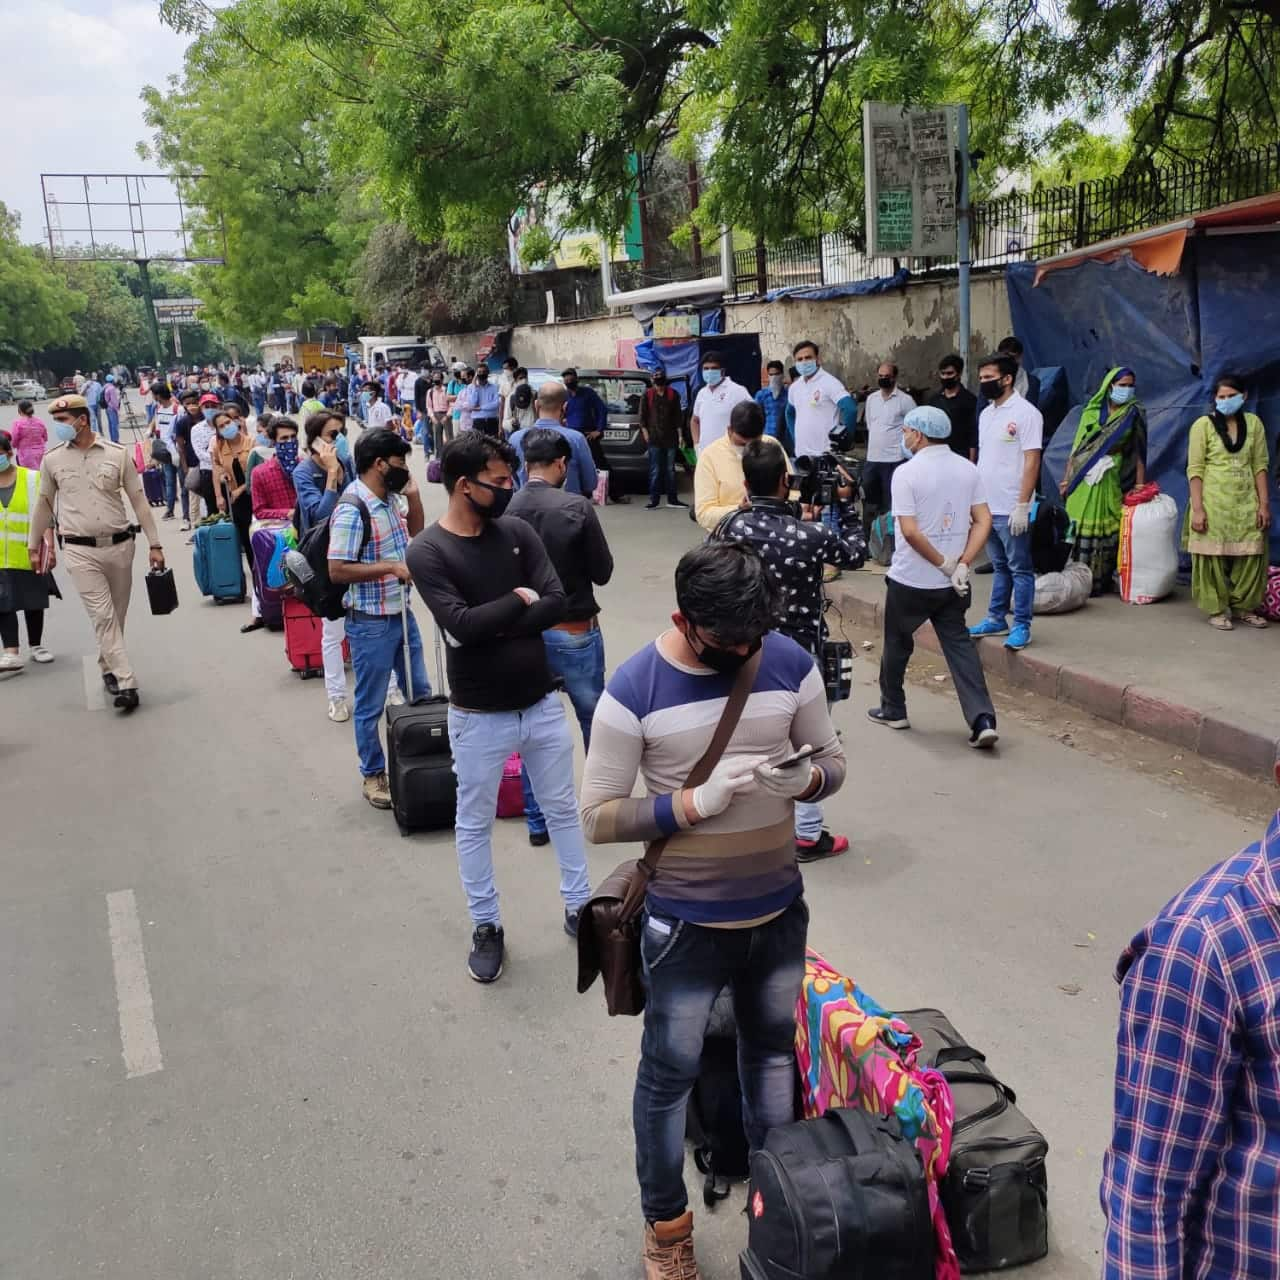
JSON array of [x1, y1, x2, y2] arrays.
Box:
[[7, 337, 1280, 1280]]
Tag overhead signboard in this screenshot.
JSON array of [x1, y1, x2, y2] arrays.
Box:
[[153, 297, 204, 324], [653, 313, 701, 338], [863, 103, 958, 258]]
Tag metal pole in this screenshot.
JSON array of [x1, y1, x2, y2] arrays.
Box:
[[956, 105, 972, 382], [136, 258, 165, 369]]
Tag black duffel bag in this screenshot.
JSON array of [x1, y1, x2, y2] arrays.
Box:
[[740, 1108, 933, 1280], [900, 1008, 1049, 1272]]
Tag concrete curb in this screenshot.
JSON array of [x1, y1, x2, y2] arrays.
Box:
[[831, 580, 1280, 783]]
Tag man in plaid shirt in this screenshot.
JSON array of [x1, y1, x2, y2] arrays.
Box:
[[1102, 811, 1280, 1278], [328, 428, 431, 810]]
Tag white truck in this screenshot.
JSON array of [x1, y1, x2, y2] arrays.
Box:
[[356, 335, 446, 372]]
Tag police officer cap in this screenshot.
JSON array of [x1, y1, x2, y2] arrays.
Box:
[[904, 404, 952, 439], [49, 394, 88, 414]]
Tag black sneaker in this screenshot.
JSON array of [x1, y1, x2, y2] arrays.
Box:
[[102, 672, 120, 696], [468, 924, 505, 983], [564, 909, 580, 938], [113, 688, 140, 713], [666, 498, 688, 508], [645, 500, 661, 510], [796, 830, 850, 863], [969, 714, 999, 749], [528, 829, 550, 847], [867, 707, 910, 730]]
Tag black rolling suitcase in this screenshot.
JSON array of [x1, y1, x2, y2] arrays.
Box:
[[142, 467, 165, 506], [685, 987, 750, 1208], [386, 609, 456, 835]]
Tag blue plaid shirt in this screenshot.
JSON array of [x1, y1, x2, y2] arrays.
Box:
[[327, 478, 409, 615], [755, 386, 787, 438], [1102, 812, 1280, 1279]]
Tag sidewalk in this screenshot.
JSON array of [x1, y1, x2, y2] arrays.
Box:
[[830, 565, 1280, 781]]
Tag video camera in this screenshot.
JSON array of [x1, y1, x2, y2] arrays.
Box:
[[793, 452, 861, 509]]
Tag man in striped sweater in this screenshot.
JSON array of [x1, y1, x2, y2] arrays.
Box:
[[580, 541, 847, 1280]]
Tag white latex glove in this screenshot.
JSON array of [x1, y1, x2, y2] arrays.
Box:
[[1008, 501, 1031, 537], [691, 754, 769, 819], [514, 587, 540, 605], [939, 555, 960, 579], [754, 748, 818, 799], [1083, 455, 1116, 487], [950, 561, 971, 596]]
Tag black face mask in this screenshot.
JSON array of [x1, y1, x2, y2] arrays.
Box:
[[979, 378, 1005, 401], [382, 462, 411, 492], [564, 379, 577, 390], [467, 478, 512, 519], [878, 376, 895, 390], [691, 629, 762, 675], [940, 373, 959, 385]]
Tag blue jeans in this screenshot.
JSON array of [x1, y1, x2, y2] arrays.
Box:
[[635, 895, 808, 1222], [145, 402, 155, 425], [253, 392, 267, 415], [162, 461, 189, 519], [448, 693, 591, 925], [985, 515, 1035, 629], [346, 609, 431, 776], [105, 407, 120, 442], [648, 446, 678, 502], [521, 627, 606, 835]]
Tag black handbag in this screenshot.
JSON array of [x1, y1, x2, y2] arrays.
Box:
[[900, 1008, 1049, 1272], [145, 568, 179, 615]]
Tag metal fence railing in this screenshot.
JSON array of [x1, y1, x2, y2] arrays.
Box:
[[729, 142, 1280, 299]]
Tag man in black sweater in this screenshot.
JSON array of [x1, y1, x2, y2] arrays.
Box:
[[406, 430, 593, 985], [506, 428, 614, 847]]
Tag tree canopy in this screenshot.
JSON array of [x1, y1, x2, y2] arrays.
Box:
[[147, 0, 1280, 333]]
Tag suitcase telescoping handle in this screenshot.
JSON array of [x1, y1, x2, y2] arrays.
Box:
[[400, 602, 415, 703]]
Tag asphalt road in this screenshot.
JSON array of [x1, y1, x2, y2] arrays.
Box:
[[0, 398, 1270, 1279]]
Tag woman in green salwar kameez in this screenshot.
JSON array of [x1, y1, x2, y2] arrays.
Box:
[[1059, 367, 1147, 594], [1185, 375, 1271, 631]]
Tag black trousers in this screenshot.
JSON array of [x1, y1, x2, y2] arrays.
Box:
[[0, 609, 43, 649], [878, 577, 994, 727]]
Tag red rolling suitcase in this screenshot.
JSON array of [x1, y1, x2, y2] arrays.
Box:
[[282, 595, 348, 677]]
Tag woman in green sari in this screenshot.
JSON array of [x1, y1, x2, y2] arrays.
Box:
[[1185, 375, 1271, 630], [1059, 367, 1147, 594]]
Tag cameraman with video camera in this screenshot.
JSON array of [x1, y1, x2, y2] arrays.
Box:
[[714, 439, 866, 861]]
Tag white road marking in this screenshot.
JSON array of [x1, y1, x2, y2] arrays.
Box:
[[106, 890, 163, 1079], [82, 655, 105, 711]]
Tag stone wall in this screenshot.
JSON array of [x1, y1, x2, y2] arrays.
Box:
[[433, 271, 1012, 395]]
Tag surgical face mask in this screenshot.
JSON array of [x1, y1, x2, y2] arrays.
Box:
[[796, 359, 817, 377], [1109, 384, 1135, 404], [691, 629, 762, 676], [256, 432, 272, 448], [218, 424, 239, 440], [901, 439, 916, 462], [276, 439, 300, 472], [878, 376, 895, 390], [0, 454, 11, 472], [466, 477, 513, 519], [769, 374, 784, 391], [382, 461, 411, 493], [54, 421, 79, 442], [732, 443, 747, 457], [333, 433, 351, 463], [1216, 393, 1245, 416], [702, 368, 723, 387], [979, 378, 1005, 401], [203, 408, 218, 422]]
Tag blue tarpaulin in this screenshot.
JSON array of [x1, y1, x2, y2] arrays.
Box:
[[1007, 238, 1280, 557], [764, 267, 911, 303]]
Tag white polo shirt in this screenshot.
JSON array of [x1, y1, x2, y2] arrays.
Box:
[[788, 368, 850, 458], [865, 386, 917, 462], [977, 391, 1043, 516], [889, 445, 986, 590], [693, 377, 753, 450]]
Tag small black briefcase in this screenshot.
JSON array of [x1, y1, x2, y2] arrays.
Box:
[[145, 568, 179, 615]]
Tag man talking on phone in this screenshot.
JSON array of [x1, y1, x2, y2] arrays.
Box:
[[580, 541, 847, 1280]]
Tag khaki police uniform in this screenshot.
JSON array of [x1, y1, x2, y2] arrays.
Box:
[[28, 422, 162, 692]]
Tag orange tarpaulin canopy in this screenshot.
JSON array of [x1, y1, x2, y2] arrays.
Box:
[[1032, 192, 1280, 285]]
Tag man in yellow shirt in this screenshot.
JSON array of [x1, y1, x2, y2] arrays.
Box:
[[694, 400, 787, 532]]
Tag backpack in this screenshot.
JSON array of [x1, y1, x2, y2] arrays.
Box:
[[283, 494, 371, 620], [869, 512, 895, 566], [742, 1108, 934, 1280]]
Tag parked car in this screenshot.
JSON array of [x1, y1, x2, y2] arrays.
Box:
[[11, 379, 46, 401], [0, 385, 13, 404], [58, 377, 77, 393]]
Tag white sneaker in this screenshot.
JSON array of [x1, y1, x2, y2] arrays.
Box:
[[30, 646, 54, 664], [0, 652, 25, 671], [385, 688, 406, 708], [328, 697, 351, 723]]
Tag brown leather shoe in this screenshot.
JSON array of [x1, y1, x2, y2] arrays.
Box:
[[643, 1210, 700, 1279]]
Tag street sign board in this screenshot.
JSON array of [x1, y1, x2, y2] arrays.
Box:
[[863, 103, 958, 258], [653, 314, 701, 338], [154, 297, 204, 324]]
